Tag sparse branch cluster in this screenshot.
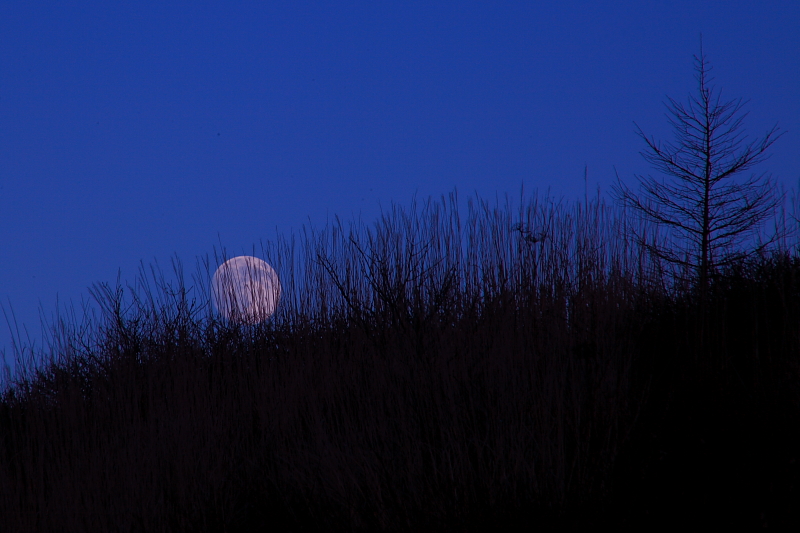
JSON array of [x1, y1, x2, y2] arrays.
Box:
[[614, 48, 785, 295]]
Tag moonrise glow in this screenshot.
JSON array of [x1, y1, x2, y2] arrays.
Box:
[[212, 256, 281, 324]]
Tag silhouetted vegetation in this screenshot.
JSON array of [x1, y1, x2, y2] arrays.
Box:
[[1, 189, 798, 531], [613, 47, 785, 300]]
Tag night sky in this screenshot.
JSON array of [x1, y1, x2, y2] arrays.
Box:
[[2, 2, 799, 376]]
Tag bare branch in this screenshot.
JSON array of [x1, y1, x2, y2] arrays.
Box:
[[613, 49, 784, 296]]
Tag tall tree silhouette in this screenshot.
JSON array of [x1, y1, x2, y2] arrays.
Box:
[[614, 46, 784, 299]]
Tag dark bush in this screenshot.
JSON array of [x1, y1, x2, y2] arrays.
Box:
[[1, 191, 798, 531]]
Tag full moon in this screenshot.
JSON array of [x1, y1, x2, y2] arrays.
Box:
[[212, 256, 281, 324]]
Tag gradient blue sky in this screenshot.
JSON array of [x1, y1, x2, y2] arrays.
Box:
[[2, 1, 799, 374]]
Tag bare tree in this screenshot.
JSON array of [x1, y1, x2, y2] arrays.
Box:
[[614, 46, 785, 298]]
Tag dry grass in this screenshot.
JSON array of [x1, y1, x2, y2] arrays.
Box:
[[1, 190, 799, 531]]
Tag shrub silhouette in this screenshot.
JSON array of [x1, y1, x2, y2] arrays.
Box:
[[1, 190, 798, 531]]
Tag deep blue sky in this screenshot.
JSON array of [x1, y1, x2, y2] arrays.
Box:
[[2, 1, 799, 374]]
